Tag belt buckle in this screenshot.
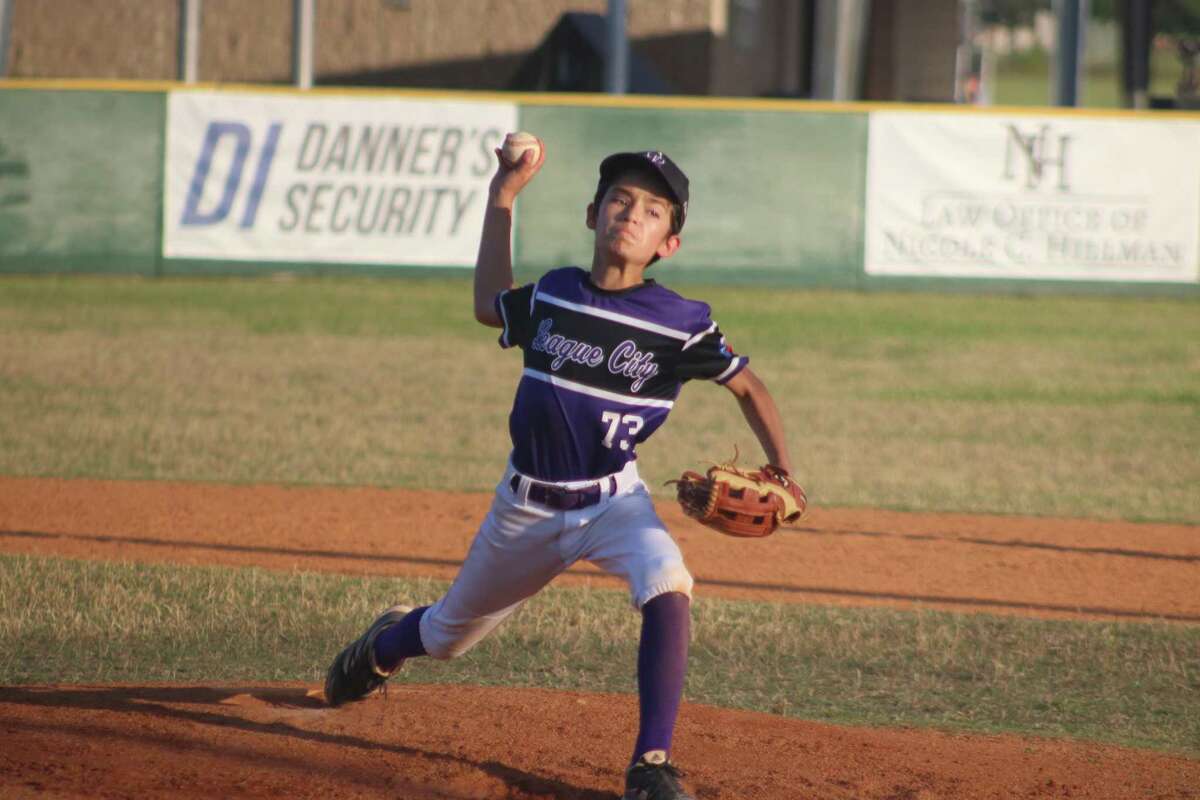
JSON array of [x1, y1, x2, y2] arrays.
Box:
[[512, 473, 611, 510], [554, 485, 586, 510]]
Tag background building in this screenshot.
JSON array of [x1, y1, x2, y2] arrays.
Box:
[[0, 0, 958, 101], [0, 0, 1194, 106]]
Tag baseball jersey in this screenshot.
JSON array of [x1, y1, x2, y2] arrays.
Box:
[[495, 266, 749, 482]]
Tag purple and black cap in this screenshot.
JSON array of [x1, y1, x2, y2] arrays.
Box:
[[598, 150, 690, 231]]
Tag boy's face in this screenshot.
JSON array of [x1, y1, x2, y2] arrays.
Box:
[[587, 170, 681, 268]]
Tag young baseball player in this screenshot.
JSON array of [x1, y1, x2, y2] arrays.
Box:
[[326, 138, 796, 800]]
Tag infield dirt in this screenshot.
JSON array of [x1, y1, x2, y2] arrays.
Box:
[[2, 476, 1198, 798]]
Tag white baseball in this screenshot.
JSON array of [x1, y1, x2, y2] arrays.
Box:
[[502, 131, 541, 166]]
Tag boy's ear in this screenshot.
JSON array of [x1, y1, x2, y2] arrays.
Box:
[[656, 233, 681, 261], [585, 202, 597, 230]]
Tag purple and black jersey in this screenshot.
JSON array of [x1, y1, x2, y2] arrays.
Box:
[[495, 267, 749, 482]]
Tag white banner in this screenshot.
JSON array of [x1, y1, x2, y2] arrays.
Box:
[[865, 111, 1200, 283], [164, 91, 517, 266]]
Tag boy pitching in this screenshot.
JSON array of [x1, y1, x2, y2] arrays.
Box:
[[326, 137, 796, 800]]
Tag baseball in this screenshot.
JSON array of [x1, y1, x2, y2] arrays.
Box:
[[502, 131, 541, 166]]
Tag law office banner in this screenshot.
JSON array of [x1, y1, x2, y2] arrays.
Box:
[[164, 90, 517, 266], [865, 111, 1200, 283]]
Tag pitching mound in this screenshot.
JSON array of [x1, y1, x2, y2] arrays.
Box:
[[2, 682, 1197, 799]]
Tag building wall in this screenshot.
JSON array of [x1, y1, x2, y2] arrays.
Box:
[[3, 0, 959, 101], [887, 0, 959, 101], [6, 0, 179, 80], [708, 0, 803, 98], [5, 0, 720, 90]]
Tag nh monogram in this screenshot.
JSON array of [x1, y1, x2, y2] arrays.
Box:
[[1003, 124, 1072, 191]]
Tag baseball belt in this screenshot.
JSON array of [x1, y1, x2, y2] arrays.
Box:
[[510, 473, 619, 511]]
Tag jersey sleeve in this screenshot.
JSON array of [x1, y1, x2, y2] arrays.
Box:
[[494, 282, 537, 349], [676, 321, 749, 384]]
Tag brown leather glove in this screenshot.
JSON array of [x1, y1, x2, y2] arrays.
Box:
[[671, 461, 807, 538]]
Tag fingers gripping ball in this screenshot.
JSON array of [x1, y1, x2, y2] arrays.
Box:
[[501, 131, 541, 166], [671, 461, 807, 538]]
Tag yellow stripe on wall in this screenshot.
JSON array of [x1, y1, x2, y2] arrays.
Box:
[[4, 77, 1200, 120]]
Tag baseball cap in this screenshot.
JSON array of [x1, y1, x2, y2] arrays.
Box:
[[598, 150, 689, 230]]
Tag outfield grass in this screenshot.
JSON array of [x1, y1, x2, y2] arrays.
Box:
[[1, 554, 1195, 755], [991, 48, 1185, 108], [1, 275, 1197, 521]]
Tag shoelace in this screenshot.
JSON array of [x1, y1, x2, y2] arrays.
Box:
[[636, 761, 687, 787]]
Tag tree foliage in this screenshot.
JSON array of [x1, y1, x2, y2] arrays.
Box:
[[980, 0, 1047, 28], [1156, 0, 1200, 35], [980, 0, 1199, 35]]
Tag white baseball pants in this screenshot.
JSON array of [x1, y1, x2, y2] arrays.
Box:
[[418, 459, 694, 660]]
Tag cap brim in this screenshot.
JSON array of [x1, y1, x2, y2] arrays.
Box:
[[599, 153, 684, 207]]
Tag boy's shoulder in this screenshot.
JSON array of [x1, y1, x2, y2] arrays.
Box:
[[640, 281, 713, 331], [530, 267, 715, 333], [533, 266, 588, 294], [535, 267, 713, 334]]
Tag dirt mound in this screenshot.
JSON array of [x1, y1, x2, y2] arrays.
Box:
[[2, 683, 1196, 799]]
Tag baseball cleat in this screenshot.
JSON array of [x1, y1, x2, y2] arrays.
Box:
[[324, 604, 413, 707], [622, 751, 696, 800]]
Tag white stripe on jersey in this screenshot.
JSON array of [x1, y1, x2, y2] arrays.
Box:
[[681, 321, 717, 351], [535, 292, 692, 341], [522, 368, 676, 409], [497, 289, 512, 347], [713, 356, 746, 383]]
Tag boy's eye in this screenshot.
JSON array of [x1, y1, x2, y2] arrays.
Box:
[[649, 208, 661, 218]]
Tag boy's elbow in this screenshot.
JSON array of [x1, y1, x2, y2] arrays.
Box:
[[474, 303, 503, 328], [722, 365, 763, 399]]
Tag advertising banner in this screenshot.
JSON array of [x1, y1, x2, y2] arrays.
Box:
[[865, 111, 1200, 283], [164, 91, 517, 266]]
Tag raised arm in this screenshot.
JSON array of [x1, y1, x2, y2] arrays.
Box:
[[720, 366, 795, 475], [473, 136, 546, 327]]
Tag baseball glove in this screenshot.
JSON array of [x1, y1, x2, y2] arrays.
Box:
[[669, 456, 807, 538]]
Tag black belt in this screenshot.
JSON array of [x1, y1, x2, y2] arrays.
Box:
[[510, 473, 618, 511]]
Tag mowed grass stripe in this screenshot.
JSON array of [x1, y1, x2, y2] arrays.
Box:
[[1, 276, 1197, 522], [2, 554, 1196, 755]]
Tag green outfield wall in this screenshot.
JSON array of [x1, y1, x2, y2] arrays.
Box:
[[0, 89, 165, 275], [514, 103, 866, 287], [0, 82, 1197, 295]]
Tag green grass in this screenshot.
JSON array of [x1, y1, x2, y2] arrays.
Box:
[[1, 275, 1198, 522], [1, 554, 1196, 755], [992, 48, 1186, 108]]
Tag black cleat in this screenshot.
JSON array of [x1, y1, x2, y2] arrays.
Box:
[[623, 751, 696, 800], [324, 604, 412, 707]]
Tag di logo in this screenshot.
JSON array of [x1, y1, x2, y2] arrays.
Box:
[[180, 120, 283, 228]]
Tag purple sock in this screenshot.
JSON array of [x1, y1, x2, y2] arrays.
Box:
[[631, 591, 691, 764], [372, 606, 429, 672]]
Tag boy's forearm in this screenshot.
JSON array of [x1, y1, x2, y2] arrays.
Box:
[[737, 391, 793, 474], [473, 138, 546, 325], [727, 369, 794, 474], [473, 196, 515, 324]]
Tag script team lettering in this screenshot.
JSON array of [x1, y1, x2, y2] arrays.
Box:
[[529, 320, 660, 393]]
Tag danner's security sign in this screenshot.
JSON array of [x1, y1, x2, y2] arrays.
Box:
[[164, 91, 517, 266]]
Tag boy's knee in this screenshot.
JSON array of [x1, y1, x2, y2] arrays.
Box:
[[635, 561, 694, 609], [419, 610, 485, 660], [422, 636, 475, 660]]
